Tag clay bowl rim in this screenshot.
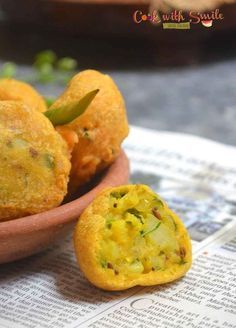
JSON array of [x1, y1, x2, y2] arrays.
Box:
[[0, 150, 129, 236]]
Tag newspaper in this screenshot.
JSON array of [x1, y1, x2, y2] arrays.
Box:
[[1, 126, 236, 328]]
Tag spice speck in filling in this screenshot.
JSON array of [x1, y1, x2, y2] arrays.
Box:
[[29, 147, 39, 158]]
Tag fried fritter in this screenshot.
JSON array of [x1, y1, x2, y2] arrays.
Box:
[[50, 70, 129, 192], [0, 78, 47, 112], [0, 101, 71, 221], [74, 184, 192, 291]]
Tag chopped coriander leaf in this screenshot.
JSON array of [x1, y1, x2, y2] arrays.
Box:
[[44, 154, 55, 169], [179, 258, 187, 265], [110, 191, 127, 199], [126, 208, 144, 223], [100, 259, 107, 268], [106, 217, 115, 229], [127, 208, 141, 218], [140, 222, 161, 237]]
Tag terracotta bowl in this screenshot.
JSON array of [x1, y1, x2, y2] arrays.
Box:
[[0, 150, 129, 264]]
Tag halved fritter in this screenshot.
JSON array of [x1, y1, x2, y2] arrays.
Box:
[[74, 184, 192, 290]]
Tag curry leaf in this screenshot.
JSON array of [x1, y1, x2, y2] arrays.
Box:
[[44, 89, 99, 126]]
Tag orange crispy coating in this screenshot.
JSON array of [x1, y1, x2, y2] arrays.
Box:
[[0, 101, 71, 221], [0, 78, 47, 112]]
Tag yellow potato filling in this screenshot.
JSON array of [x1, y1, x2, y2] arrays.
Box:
[[99, 187, 186, 277]]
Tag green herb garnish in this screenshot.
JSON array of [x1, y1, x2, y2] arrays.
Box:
[[57, 57, 77, 71], [44, 154, 55, 169], [127, 208, 144, 224], [0, 62, 17, 78], [34, 50, 57, 68], [127, 208, 141, 218], [110, 191, 127, 199], [106, 217, 115, 229], [33, 51, 78, 85], [100, 260, 107, 268], [140, 222, 161, 237], [0, 50, 79, 87], [44, 89, 99, 126], [179, 258, 187, 265], [33, 51, 57, 84]]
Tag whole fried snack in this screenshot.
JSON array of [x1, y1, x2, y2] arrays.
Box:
[[51, 70, 129, 193], [74, 184, 192, 291], [0, 78, 47, 112], [0, 101, 71, 221]]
